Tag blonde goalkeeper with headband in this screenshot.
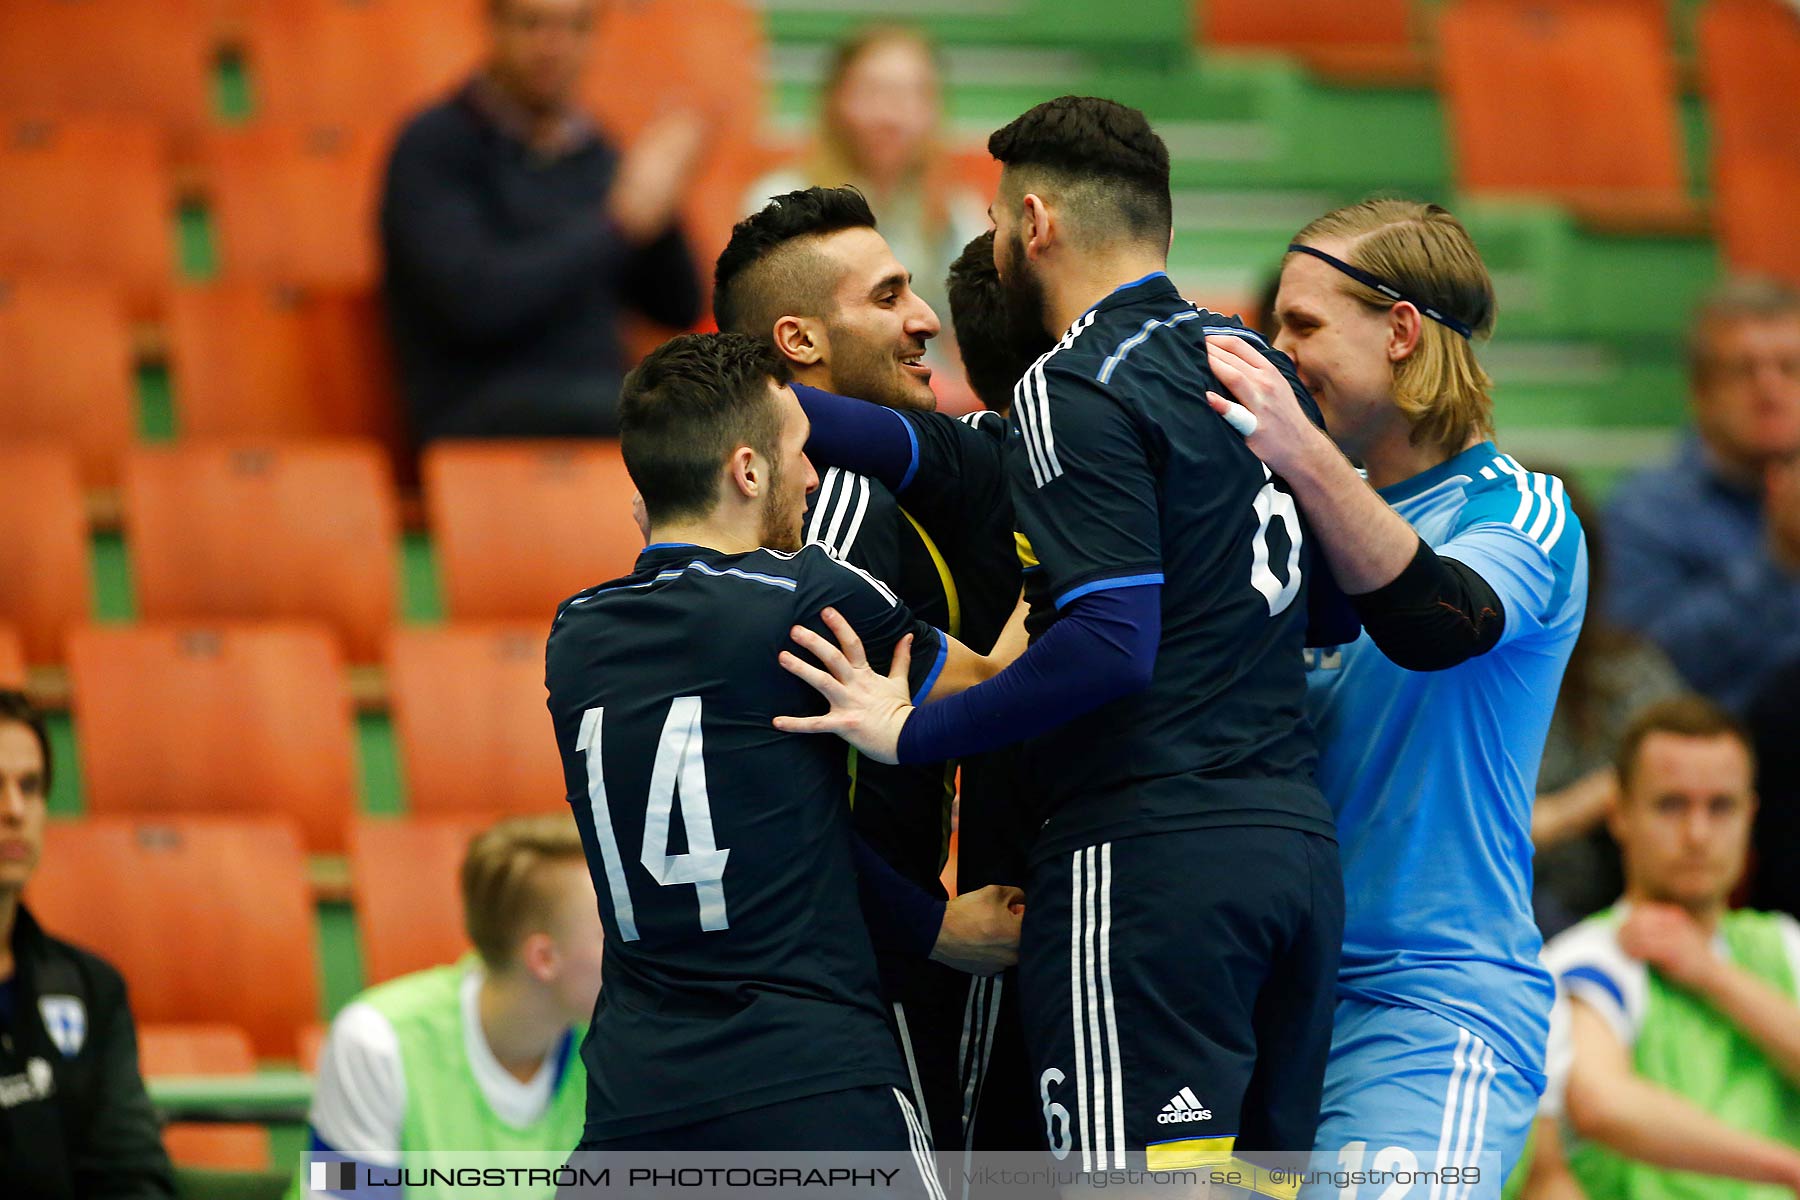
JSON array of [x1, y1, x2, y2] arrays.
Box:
[[1205, 199, 1588, 1196]]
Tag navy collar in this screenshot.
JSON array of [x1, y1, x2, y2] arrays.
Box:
[[1073, 270, 1178, 331]]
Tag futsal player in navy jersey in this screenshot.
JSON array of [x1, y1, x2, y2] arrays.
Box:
[[777, 98, 1344, 1184], [545, 333, 1021, 1168]]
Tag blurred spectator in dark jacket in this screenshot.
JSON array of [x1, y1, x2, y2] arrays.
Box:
[[1746, 660, 1800, 923], [1604, 276, 1800, 712], [382, 0, 707, 443], [0, 691, 174, 1199], [1532, 473, 1686, 938]]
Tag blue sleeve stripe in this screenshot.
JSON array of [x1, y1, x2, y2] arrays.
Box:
[[1056, 572, 1164, 610], [894, 410, 921, 493], [1560, 964, 1627, 1014], [912, 629, 950, 704]]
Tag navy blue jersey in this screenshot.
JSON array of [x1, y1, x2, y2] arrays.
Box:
[[544, 542, 944, 1138], [802, 463, 1014, 892], [1008, 272, 1332, 858]]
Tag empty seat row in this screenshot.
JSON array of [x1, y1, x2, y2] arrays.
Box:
[[0, 0, 763, 136], [28, 815, 527, 1058], [43, 622, 565, 851], [0, 441, 642, 664]]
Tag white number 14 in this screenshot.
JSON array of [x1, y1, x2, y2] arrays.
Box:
[[576, 697, 731, 942]]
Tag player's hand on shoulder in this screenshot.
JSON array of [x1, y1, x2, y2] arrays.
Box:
[[930, 885, 1026, 977], [1618, 902, 1719, 991], [774, 606, 915, 765], [1204, 334, 1329, 477]]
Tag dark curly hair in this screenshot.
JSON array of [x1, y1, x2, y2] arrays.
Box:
[[620, 332, 793, 525], [947, 230, 1044, 414], [987, 95, 1171, 247], [713, 186, 878, 339]]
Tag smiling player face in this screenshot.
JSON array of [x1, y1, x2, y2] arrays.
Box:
[[1273, 238, 1413, 464], [816, 227, 942, 412]]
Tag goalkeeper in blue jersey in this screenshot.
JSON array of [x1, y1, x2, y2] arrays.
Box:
[[1205, 199, 1587, 1196]]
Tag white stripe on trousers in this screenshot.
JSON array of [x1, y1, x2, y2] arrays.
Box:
[[1429, 1027, 1496, 1200], [1070, 845, 1124, 1172], [893, 1001, 932, 1144], [893, 1088, 947, 1200]]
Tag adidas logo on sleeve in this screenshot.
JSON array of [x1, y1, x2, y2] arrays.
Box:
[[1156, 1087, 1213, 1124]]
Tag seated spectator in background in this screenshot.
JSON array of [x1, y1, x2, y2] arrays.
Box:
[[1543, 696, 1800, 1198], [382, 0, 707, 444], [1532, 472, 1685, 938], [748, 26, 987, 410], [0, 691, 174, 1199], [294, 816, 598, 1198], [1747, 662, 1800, 923], [1604, 277, 1800, 712]]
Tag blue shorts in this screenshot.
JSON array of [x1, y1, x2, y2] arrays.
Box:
[[1304, 998, 1541, 1200]]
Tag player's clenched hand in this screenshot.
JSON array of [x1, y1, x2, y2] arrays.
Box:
[[774, 607, 915, 765], [931, 885, 1025, 976], [1619, 902, 1720, 991], [1204, 334, 1331, 478]]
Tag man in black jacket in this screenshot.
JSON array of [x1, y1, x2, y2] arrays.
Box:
[[0, 690, 174, 1198], [381, 0, 707, 443]]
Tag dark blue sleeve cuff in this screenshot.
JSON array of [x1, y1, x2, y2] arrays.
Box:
[[897, 583, 1161, 764], [792, 383, 920, 495]]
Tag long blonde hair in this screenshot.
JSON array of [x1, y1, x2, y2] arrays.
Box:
[[804, 25, 952, 248], [1291, 199, 1498, 457]]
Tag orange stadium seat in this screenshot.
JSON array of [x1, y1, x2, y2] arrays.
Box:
[[0, 116, 174, 312], [67, 624, 358, 853], [388, 626, 568, 817], [1438, 0, 1692, 229], [1699, 0, 1800, 284], [584, 0, 769, 274], [201, 123, 388, 289], [29, 818, 320, 1058], [0, 1, 218, 132], [0, 275, 138, 486], [1714, 154, 1800, 288], [425, 441, 640, 622], [0, 445, 89, 665], [1201, 0, 1426, 83], [0, 627, 23, 689], [297, 1023, 328, 1075], [123, 441, 398, 662], [1699, 0, 1800, 166], [350, 815, 504, 984], [137, 1023, 270, 1170], [239, 0, 485, 128], [167, 282, 407, 459]]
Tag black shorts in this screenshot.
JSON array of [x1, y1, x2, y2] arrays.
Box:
[[1019, 825, 1342, 1177], [571, 1084, 945, 1198], [886, 955, 970, 1157]]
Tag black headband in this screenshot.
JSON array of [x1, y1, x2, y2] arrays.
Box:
[[1286, 243, 1475, 339]]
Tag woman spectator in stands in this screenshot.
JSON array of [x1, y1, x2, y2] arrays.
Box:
[[0, 691, 175, 1199], [1531, 473, 1685, 938], [747, 25, 988, 410]]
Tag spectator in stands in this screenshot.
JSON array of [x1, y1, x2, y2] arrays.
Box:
[[1543, 696, 1800, 1197], [749, 26, 987, 409], [0, 691, 175, 1199], [381, 0, 707, 444], [1746, 661, 1800, 923], [1532, 472, 1685, 938], [293, 816, 598, 1196], [1604, 276, 1800, 711]]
